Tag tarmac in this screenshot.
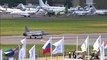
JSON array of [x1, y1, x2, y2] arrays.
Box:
[[0, 33, 107, 45]]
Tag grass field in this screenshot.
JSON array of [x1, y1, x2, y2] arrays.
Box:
[[1, 16, 107, 36]]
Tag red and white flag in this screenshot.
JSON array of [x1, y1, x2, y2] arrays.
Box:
[[42, 37, 52, 54]]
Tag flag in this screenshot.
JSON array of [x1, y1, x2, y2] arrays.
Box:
[[93, 36, 101, 51], [42, 37, 52, 54], [52, 37, 64, 54], [29, 45, 35, 60], [13, 46, 19, 59], [19, 48, 24, 60], [3, 49, 14, 57], [100, 41, 105, 60], [3, 46, 19, 58], [0, 49, 2, 60], [9, 57, 14, 60], [21, 38, 26, 57], [104, 41, 107, 51], [21, 38, 26, 45], [81, 36, 88, 52]]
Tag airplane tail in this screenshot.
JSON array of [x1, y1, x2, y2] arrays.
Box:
[[39, 0, 45, 7], [17, 3, 26, 10], [0, 6, 5, 11], [25, 26, 30, 32]]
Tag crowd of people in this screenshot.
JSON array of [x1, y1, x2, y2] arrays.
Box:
[[64, 50, 100, 60]]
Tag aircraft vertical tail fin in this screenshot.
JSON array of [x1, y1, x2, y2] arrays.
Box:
[[17, 3, 26, 10], [0, 6, 5, 10], [45, 0, 47, 5], [39, 0, 45, 7], [25, 26, 30, 32]]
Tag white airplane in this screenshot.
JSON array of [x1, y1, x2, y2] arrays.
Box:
[[71, 6, 93, 16], [17, 3, 38, 11], [10, 9, 38, 17], [85, 5, 107, 15], [10, 4, 46, 17], [39, 0, 66, 15], [0, 6, 21, 13], [94, 9, 107, 15], [85, 0, 107, 15], [71, 5, 107, 16]]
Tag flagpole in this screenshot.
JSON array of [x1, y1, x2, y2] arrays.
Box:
[[76, 35, 78, 51], [63, 36, 65, 59], [88, 35, 90, 60], [99, 35, 101, 60], [51, 36, 52, 60], [18, 45, 20, 60], [100, 35, 102, 60], [25, 38, 26, 60], [100, 35, 101, 48]]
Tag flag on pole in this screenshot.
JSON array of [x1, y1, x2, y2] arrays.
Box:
[[52, 37, 64, 54], [19, 48, 24, 60], [42, 37, 52, 54], [21, 38, 26, 57], [3, 49, 14, 57], [100, 41, 105, 60], [13, 46, 19, 59], [0, 49, 2, 60], [93, 36, 101, 51], [104, 41, 107, 51], [3, 46, 19, 58], [29, 45, 35, 60], [81, 36, 89, 52]]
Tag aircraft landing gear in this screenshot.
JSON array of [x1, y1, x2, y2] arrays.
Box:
[[29, 36, 32, 39], [34, 37, 37, 39]]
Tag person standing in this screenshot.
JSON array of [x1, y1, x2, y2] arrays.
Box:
[[72, 50, 77, 58], [68, 51, 71, 58]]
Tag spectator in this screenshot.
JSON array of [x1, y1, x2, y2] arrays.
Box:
[[64, 51, 66, 57], [90, 52, 95, 60], [72, 50, 77, 58], [68, 51, 71, 58]]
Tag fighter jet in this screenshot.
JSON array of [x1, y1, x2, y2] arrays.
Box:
[[23, 26, 48, 39]]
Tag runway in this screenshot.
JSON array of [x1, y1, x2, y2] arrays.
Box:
[[1, 33, 107, 45]]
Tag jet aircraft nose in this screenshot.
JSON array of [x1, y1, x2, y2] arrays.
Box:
[[23, 32, 27, 36]]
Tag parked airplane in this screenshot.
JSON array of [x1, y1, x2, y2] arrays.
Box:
[[10, 4, 45, 17], [0, 6, 21, 13], [39, 0, 66, 16], [23, 26, 48, 39], [85, 0, 107, 15], [94, 9, 107, 15], [72, 6, 95, 16], [85, 5, 107, 15], [10, 8, 38, 17]]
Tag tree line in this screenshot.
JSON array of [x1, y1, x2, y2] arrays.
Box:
[[0, 0, 72, 8], [0, 0, 107, 9]]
